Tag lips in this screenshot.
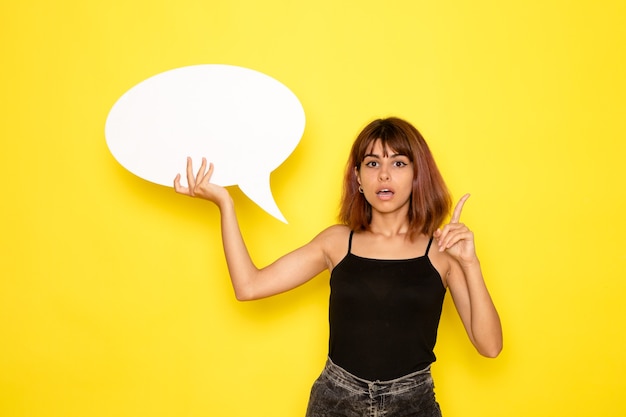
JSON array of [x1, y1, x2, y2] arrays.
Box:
[[376, 188, 394, 199]]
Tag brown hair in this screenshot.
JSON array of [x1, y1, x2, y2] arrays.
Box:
[[339, 117, 451, 237]]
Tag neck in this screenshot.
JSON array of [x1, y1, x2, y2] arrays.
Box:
[[368, 211, 411, 237]]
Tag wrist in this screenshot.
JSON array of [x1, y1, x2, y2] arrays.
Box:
[[217, 194, 235, 212], [459, 256, 481, 270]]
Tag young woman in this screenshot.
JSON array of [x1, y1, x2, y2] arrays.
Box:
[[174, 117, 502, 417]]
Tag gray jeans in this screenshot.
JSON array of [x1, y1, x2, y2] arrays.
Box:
[[305, 358, 442, 417]]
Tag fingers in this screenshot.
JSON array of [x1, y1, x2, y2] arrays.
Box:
[[451, 193, 471, 223], [185, 157, 196, 195], [436, 193, 475, 254], [200, 161, 215, 187], [174, 157, 216, 197], [436, 223, 473, 252], [173, 173, 187, 194], [196, 158, 216, 187], [196, 157, 207, 183]]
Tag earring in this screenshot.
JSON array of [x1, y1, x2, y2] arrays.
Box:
[[358, 185, 364, 193]]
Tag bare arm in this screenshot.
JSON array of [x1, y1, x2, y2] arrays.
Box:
[[435, 194, 503, 357], [174, 158, 329, 301]]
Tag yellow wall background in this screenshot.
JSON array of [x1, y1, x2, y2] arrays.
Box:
[[1, 1, 625, 416]]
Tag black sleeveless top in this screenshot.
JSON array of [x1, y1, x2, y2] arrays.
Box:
[[328, 231, 446, 381]]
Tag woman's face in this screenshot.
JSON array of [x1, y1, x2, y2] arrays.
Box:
[[356, 140, 414, 218]]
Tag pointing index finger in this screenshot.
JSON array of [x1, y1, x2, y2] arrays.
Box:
[[451, 193, 471, 223]]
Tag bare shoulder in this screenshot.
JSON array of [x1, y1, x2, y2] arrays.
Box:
[[314, 224, 351, 250], [316, 224, 350, 238], [312, 224, 351, 270]]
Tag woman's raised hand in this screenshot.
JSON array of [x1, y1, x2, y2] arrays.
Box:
[[173, 157, 230, 206], [434, 194, 478, 266]]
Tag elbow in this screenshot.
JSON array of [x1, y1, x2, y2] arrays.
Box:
[[234, 289, 255, 302], [234, 294, 250, 302], [233, 285, 260, 302], [231, 276, 255, 301], [480, 347, 502, 358], [478, 340, 503, 358], [231, 271, 262, 301]]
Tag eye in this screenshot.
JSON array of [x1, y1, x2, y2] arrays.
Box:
[[393, 160, 408, 167], [364, 160, 379, 168]]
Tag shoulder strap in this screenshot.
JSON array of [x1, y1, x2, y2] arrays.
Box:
[[424, 237, 434, 256], [347, 231, 354, 254]]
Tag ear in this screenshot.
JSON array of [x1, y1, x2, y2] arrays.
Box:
[[354, 166, 361, 184]]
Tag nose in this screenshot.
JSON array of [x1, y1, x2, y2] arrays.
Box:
[[378, 166, 390, 181]]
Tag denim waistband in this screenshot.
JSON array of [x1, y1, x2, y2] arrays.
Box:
[[323, 357, 432, 396]]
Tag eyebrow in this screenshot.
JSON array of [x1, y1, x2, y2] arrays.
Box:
[[363, 152, 407, 159]]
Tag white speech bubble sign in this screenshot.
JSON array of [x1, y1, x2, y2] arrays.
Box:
[[104, 64, 306, 223]]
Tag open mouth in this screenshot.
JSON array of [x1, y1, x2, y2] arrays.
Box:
[[376, 189, 394, 196]]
